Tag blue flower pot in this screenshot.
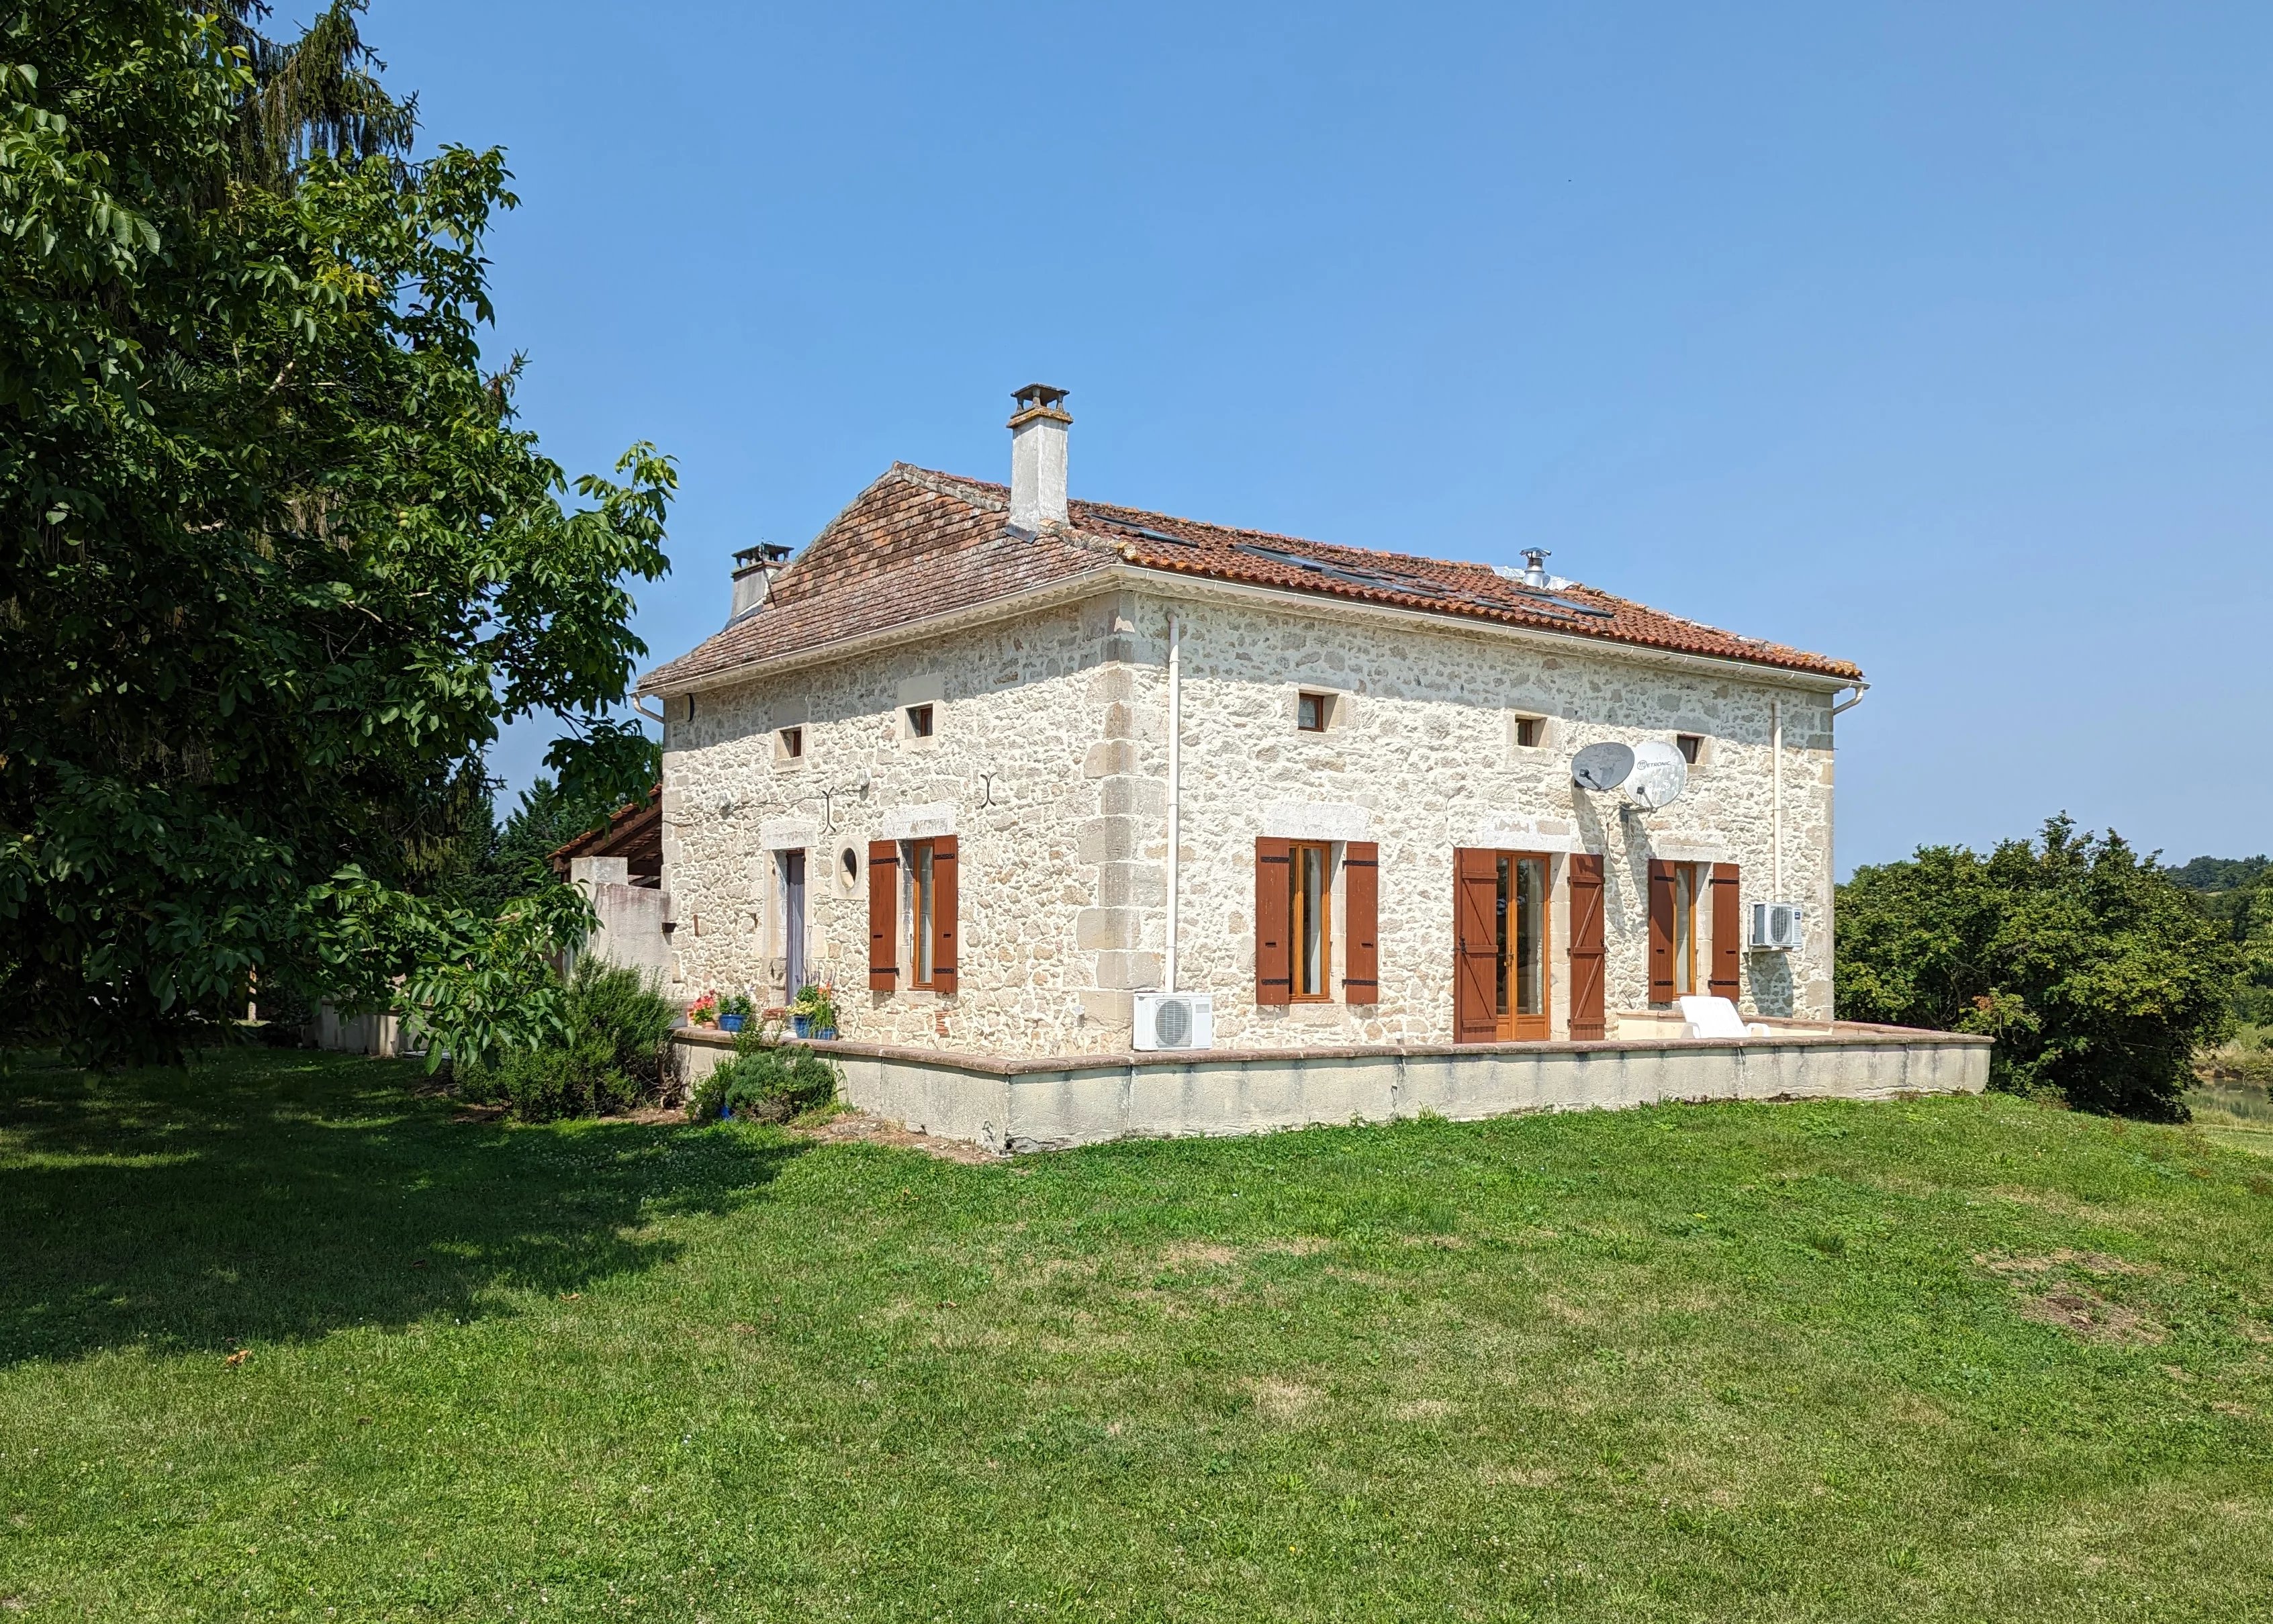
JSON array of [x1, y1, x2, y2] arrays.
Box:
[[718, 1013, 745, 1033], [791, 1014, 811, 1039], [813, 1024, 837, 1041]]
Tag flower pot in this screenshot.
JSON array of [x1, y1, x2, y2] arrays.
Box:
[[718, 1013, 745, 1033], [813, 1024, 838, 1041], [791, 1014, 812, 1039]]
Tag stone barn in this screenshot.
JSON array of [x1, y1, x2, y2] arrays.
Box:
[[636, 387, 1986, 1148]]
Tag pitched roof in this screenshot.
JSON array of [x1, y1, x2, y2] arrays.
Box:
[[549, 784, 663, 884], [640, 465, 1861, 691]]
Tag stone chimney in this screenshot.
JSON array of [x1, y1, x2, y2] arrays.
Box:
[[1007, 383, 1071, 531], [729, 541, 793, 621]]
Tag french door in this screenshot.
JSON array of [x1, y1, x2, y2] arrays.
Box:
[[1454, 849, 1551, 1042]]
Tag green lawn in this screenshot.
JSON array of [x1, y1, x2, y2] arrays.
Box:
[[3, 1050, 2271, 1621]]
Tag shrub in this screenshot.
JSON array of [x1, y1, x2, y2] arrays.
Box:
[[687, 1031, 837, 1124], [1837, 816, 2242, 1120], [458, 957, 678, 1121]]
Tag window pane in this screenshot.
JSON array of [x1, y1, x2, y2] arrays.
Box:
[[1494, 856, 1511, 1016], [915, 844, 935, 983], [1673, 866, 1695, 996], [1516, 857, 1546, 1016], [1296, 845, 1326, 995]]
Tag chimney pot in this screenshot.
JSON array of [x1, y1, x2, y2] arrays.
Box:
[[1007, 383, 1071, 531], [729, 542, 792, 622]]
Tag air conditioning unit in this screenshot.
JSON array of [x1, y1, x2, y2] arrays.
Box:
[[1749, 902, 1805, 952], [1133, 992, 1213, 1052]]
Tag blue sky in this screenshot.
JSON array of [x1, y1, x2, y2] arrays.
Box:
[[361, 1, 2272, 873]]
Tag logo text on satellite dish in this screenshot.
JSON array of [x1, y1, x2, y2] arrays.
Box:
[[1622, 741, 1688, 810]]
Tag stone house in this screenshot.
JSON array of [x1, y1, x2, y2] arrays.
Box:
[[638, 386, 1873, 1074]]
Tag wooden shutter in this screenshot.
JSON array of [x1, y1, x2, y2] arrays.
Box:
[[1255, 838, 1293, 1005], [931, 835, 960, 996], [1647, 859, 1676, 1004], [1342, 841, 1379, 1002], [1709, 862, 1741, 1005], [1567, 853, 1606, 1040], [867, 840, 898, 992], [1453, 849, 1499, 1044]]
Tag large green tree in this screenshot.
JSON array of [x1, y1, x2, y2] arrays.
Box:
[[1836, 817, 2241, 1119], [0, 1, 671, 1063]]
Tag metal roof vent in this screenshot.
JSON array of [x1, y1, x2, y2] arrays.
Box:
[[1495, 548, 1573, 593]]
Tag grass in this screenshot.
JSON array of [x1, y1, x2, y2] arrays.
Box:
[[3, 1049, 2272, 1621], [2184, 1075, 2273, 1160]]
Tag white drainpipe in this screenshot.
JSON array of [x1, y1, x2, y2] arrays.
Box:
[[1771, 696, 1783, 898], [1165, 610, 1183, 994]]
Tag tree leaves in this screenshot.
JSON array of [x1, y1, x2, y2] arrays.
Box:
[[1837, 816, 2243, 1120], [0, 4, 672, 1065]]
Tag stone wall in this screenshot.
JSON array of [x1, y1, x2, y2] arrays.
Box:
[[657, 579, 1845, 1057], [658, 598, 1116, 1050], [1119, 591, 1841, 1049]]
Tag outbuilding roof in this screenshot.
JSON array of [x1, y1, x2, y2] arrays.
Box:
[[639, 464, 1861, 693], [549, 784, 663, 886]]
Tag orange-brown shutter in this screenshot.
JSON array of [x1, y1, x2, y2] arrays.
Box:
[[1453, 849, 1499, 1043], [932, 835, 960, 996], [1647, 859, 1676, 1004], [1709, 862, 1741, 1005], [1567, 853, 1606, 1040], [867, 840, 898, 992], [1255, 838, 1293, 1006], [1342, 841, 1379, 1002]]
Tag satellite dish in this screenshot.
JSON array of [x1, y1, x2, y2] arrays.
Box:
[[1624, 741, 1688, 810], [1571, 742, 1635, 793]]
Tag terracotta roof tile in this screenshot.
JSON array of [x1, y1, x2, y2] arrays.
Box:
[[549, 784, 663, 882], [641, 465, 1861, 690], [640, 468, 1112, 692]]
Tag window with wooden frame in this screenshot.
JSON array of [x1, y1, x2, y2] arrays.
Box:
[[1671, 863, 1701, 995], [1296, 692, 1331, 732], [909, 840, 938, 986], [906, 703, 935, 739], [1287, 841, 1333, 998], [902, 836, 959, 994], [777, 725, 803, 761], [1256, 838, 1375, 1008], [1649, 859, 1737, 1004], [1675, 733, 1704, 765], [1511, 714, 1546, 749]]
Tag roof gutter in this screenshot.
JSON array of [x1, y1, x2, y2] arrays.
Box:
[[641, 561, 1861, 699]]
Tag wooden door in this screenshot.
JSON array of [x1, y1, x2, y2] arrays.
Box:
[[1501, 853, 1552, 1041], [1453, 849, 1551, 1043]]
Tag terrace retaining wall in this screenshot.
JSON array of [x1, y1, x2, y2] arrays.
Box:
[[674, 1021, 1990, 1153]]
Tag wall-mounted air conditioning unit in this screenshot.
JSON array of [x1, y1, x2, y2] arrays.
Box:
[[1749, 902, 1805, 951], [1133, 992, 1213, 1052]]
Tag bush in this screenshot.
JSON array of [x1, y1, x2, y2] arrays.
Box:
[[457, 957, 678, 1122], [1837, 816, 2242, 1120], [687, 1031, 837, 1124]]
